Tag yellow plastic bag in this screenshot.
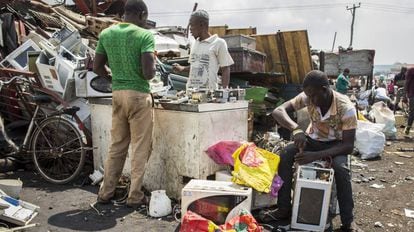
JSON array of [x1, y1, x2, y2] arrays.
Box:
[[231, 143, 280, 193]]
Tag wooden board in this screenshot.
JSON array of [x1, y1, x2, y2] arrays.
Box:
[[252, 34, 285, 75], [209, 26, 256, 37], [277, 30, 313, 84], [209, 25, 228, 37], [323, 50, 375, 76], [226, 27, 257, 35]]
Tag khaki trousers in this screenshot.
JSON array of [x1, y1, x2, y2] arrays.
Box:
[[99, 90, 153, 204]]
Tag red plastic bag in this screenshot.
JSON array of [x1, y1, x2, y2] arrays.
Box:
[[206, 141, 242, 166], [180, 210, 263, 232], [180, 211, 220, 232]]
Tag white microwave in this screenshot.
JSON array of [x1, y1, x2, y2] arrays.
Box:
[[181, 179, 252, 225], [291, 166, 334, 231], [74, 71, 112, 98]]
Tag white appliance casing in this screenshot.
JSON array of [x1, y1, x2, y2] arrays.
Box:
[[291, 166, 334, 232], [74, 71, 112, 98], [181, 180, 252, 224]]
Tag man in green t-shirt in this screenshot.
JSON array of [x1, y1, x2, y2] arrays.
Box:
[[336, 68, 351, 94], [93, 0, 155, 209]]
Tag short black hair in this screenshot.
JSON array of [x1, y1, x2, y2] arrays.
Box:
[[124, 0, 148, 14], [302, 70, 330, 89], [343, 68, 350, 73]]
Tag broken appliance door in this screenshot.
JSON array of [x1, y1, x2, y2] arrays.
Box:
[[0, 39, 41, 70]]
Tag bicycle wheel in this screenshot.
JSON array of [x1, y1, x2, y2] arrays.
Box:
[[31, 116, 86, 184]]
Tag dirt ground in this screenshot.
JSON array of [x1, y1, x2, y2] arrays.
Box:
[[1, 119, 414, 232]]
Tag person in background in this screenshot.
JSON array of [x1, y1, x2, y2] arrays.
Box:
[[377, 74, 387, 88], [93, 0, 155, 209], [404, 67, 414, 136], [265, 70, 362, 232], [394, 67, 407, 111], [172, 10, 234, 91], [336, 68, 351, 94], [395, 66, 407, 88]]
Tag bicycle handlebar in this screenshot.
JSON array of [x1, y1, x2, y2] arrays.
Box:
[[0, 76, 32, 87]]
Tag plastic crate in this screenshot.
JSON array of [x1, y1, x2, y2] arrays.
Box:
[[229, 48, 266, 73]]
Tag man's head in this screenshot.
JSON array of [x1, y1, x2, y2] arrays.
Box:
[[123, 0, 148, 27], [302, 70, 332, 107], [189, 10, 209, 39], [343, 68, 350, 75], [401, 66, 408, 74]]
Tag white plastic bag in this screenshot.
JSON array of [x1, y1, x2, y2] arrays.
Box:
[[355, 121, 386, 160], [369, 101, 397, 139]]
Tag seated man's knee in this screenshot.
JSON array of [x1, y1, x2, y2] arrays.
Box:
[[279, 143, 298, 163], [332, 155, 350, 173]]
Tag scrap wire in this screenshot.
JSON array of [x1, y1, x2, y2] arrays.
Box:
[[172, 204, 181, 222], [89, 202, 104, 216]]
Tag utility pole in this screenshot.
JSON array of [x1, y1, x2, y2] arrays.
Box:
[[346, 3, 361, 48], [331, 32, 337, 52]]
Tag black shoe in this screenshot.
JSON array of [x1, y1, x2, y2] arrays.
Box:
[[96, 196, 113, 205], [126, 196, 148, 210], [258, 207, 291, 223]]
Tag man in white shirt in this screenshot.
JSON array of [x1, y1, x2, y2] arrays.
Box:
[[172, 10, 234, 90]]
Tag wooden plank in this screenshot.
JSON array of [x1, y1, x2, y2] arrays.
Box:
[[209, 25, 228, 37], [277, 30, 313, 84], [226, 27, 257, 35], [291, 31, 311, 84], [282, 32, 299, 83], [252, 34, 284, 75], [291, 31, 303, 84], [300, 30, 314, 83]]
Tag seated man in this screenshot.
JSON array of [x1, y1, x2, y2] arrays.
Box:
[[269, 70, 362, 232]]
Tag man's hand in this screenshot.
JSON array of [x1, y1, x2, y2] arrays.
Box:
[[172, 63, 185, 73], [293, 129, 306, 151], [295, 151, 319, 165]]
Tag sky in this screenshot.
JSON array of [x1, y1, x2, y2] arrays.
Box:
[[144, 0, 414, 65]]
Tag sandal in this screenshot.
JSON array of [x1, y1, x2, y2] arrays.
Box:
[[258, 207, 291, 223]]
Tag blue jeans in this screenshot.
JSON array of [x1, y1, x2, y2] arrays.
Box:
[[277, 138, 354, 225]]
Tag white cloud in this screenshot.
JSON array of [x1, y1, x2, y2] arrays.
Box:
[[146, 0, 414, 64]]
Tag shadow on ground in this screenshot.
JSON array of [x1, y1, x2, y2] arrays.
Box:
[[48, 204, 134, 231]]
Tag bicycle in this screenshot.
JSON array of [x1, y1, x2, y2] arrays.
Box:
[[0, 75, 89, 184]]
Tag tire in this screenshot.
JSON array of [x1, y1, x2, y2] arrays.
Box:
[[31, 116, 86, 184]]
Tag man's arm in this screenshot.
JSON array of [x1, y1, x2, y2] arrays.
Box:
[[141, 52, 155, 80], [272, 101, 299, 131], [93, 53, 111, 80], [220, 66, 231, 88], [172, 63, 190, 74], [272, 100, 307, 150], [295, 129, 355, 165]]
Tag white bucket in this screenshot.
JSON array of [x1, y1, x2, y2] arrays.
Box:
[[149, 190, 172, 218], [0, 179, 23, 199]]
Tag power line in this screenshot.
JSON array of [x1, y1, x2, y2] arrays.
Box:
[[150, 3, 348, 16], [150, 2, 414, 18]]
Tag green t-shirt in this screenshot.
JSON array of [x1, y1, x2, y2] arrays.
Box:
[[95, 23, 155, 93], [336, 73, 349, 94]]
